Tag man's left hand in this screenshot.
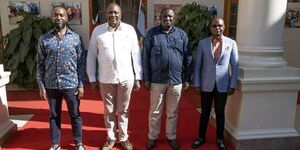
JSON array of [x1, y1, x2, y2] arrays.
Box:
[[133, 80, 141, 91], [182, 82, 189, 92], [76, 87, 84, 99], [228, 88, 235, 96]]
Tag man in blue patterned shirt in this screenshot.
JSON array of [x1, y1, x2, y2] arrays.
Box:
[[37, 6, 86, 150]]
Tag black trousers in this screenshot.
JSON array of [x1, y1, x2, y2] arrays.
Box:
[[47, 88, 83, 144], [198, 86, 228, 140]]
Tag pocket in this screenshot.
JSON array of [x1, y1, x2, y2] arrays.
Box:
[[152, 44, 161, 55], [119, 35, 131, 50], [175, 39, 183, 49], [172, 39, 184, 53]]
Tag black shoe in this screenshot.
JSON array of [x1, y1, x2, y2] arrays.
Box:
[[146, 139, 156, 150], [217, 139, 226, 150], [191, 138, 205, 149], [168, 139, 180, 150]]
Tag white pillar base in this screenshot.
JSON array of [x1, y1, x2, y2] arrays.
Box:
[[225, 67, 300, 149], [0, 64, 16, 146], [0, 119, 17, 146], [226, 124, 299, 140], [239, 46, 287, 68]]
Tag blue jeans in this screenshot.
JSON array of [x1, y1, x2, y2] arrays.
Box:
[[46, 88, 83, 144]]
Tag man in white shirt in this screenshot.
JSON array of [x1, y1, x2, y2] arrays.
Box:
[[86, 3, 142, 150]]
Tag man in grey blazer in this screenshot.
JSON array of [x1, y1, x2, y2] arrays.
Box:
[[191, 17, 239, 150]]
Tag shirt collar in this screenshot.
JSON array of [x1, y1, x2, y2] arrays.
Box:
[[50, 27, 73, 36], [159, 25, 175, 34], [211, 36, 223, 43], [106, 22, 123, 32]]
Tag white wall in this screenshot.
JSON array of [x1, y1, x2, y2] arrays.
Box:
[[0, 0, 90, 48], [283, 3, 300, 68], [1, 0, 297, 68], [147, 0, 224, 28]]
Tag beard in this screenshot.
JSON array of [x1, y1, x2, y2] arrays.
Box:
[[54, 22, 67, 30]]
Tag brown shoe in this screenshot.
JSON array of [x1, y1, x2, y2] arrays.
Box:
[[120, 140, 133, 150], [102, 140, 115, 150], [168, 139, 180, 150]]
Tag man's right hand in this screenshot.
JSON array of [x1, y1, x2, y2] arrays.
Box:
[[39, 88, 47, 100], [90, 82, 99, 92], [144, 81, 151, 90], [195, 87, 201, 95]]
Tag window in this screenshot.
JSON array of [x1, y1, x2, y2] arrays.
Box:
[[92, 0, 139, 26], [120, 0, 138, 27], [224, 0, 238, 39]]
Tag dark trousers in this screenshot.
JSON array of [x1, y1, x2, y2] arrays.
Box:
[[198, 86, 228, 140], [47, 88, 83, 144]]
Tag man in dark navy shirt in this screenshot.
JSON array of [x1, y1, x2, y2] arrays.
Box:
[[142, 7, 192, 150]]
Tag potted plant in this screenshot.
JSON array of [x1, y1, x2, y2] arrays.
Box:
[[176, 2, 214, 52], [0, 12, 53, 88], [176, 2, 214, 108]]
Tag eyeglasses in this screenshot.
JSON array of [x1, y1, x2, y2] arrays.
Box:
[[212, 24, 223, 28]]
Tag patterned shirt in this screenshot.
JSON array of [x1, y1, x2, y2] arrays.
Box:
[[37, 29, 86, 89]]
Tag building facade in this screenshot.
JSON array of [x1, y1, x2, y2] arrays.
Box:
[[0, 0, 300, 149]]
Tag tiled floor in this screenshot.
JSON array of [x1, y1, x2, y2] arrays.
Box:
[[9, 114, 33, 128]]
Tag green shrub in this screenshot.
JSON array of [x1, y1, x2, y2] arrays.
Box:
[[176, 2, 214, 52], [0, 12, 53, 88]]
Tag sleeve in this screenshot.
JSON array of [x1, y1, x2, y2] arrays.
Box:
[[130, 26, 142, 80], [182, 32, 193, 83], [77, 36, 87, 87], [36, 36, 46, 89], [86, 27, 98, 82], [193, 41, 203, 88], [229, 40, 239, 89], [142, 30, 152, 82]]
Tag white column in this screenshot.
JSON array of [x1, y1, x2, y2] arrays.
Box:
[[225, 0, 300, 146], [237, 0, 287, 68], [0, 64, 17, 146]]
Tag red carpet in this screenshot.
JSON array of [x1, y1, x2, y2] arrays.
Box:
[[3, 85, 234, 150]]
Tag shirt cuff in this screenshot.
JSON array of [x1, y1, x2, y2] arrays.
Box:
[[78, 82, 84, 88], [135, 73, 142, 80], [88, 76, 97, 82], [38, 82, 45, 89]]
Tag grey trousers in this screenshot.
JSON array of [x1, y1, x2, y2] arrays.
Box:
[[148, 83, 182, 140]]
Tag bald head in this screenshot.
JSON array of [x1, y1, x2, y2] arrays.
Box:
[[210, 17, 224, 26], [106, 3, 121, 28], [106, 3, 121, 13]]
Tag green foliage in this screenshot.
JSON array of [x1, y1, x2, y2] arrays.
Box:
[[176, 2, 214, 52], [0, 12, 53, 88]]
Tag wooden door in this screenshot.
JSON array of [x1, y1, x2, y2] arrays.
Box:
[[224, 0, 238, 39]]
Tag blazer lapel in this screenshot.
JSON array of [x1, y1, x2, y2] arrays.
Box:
[[208, 37, 215, 61]]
